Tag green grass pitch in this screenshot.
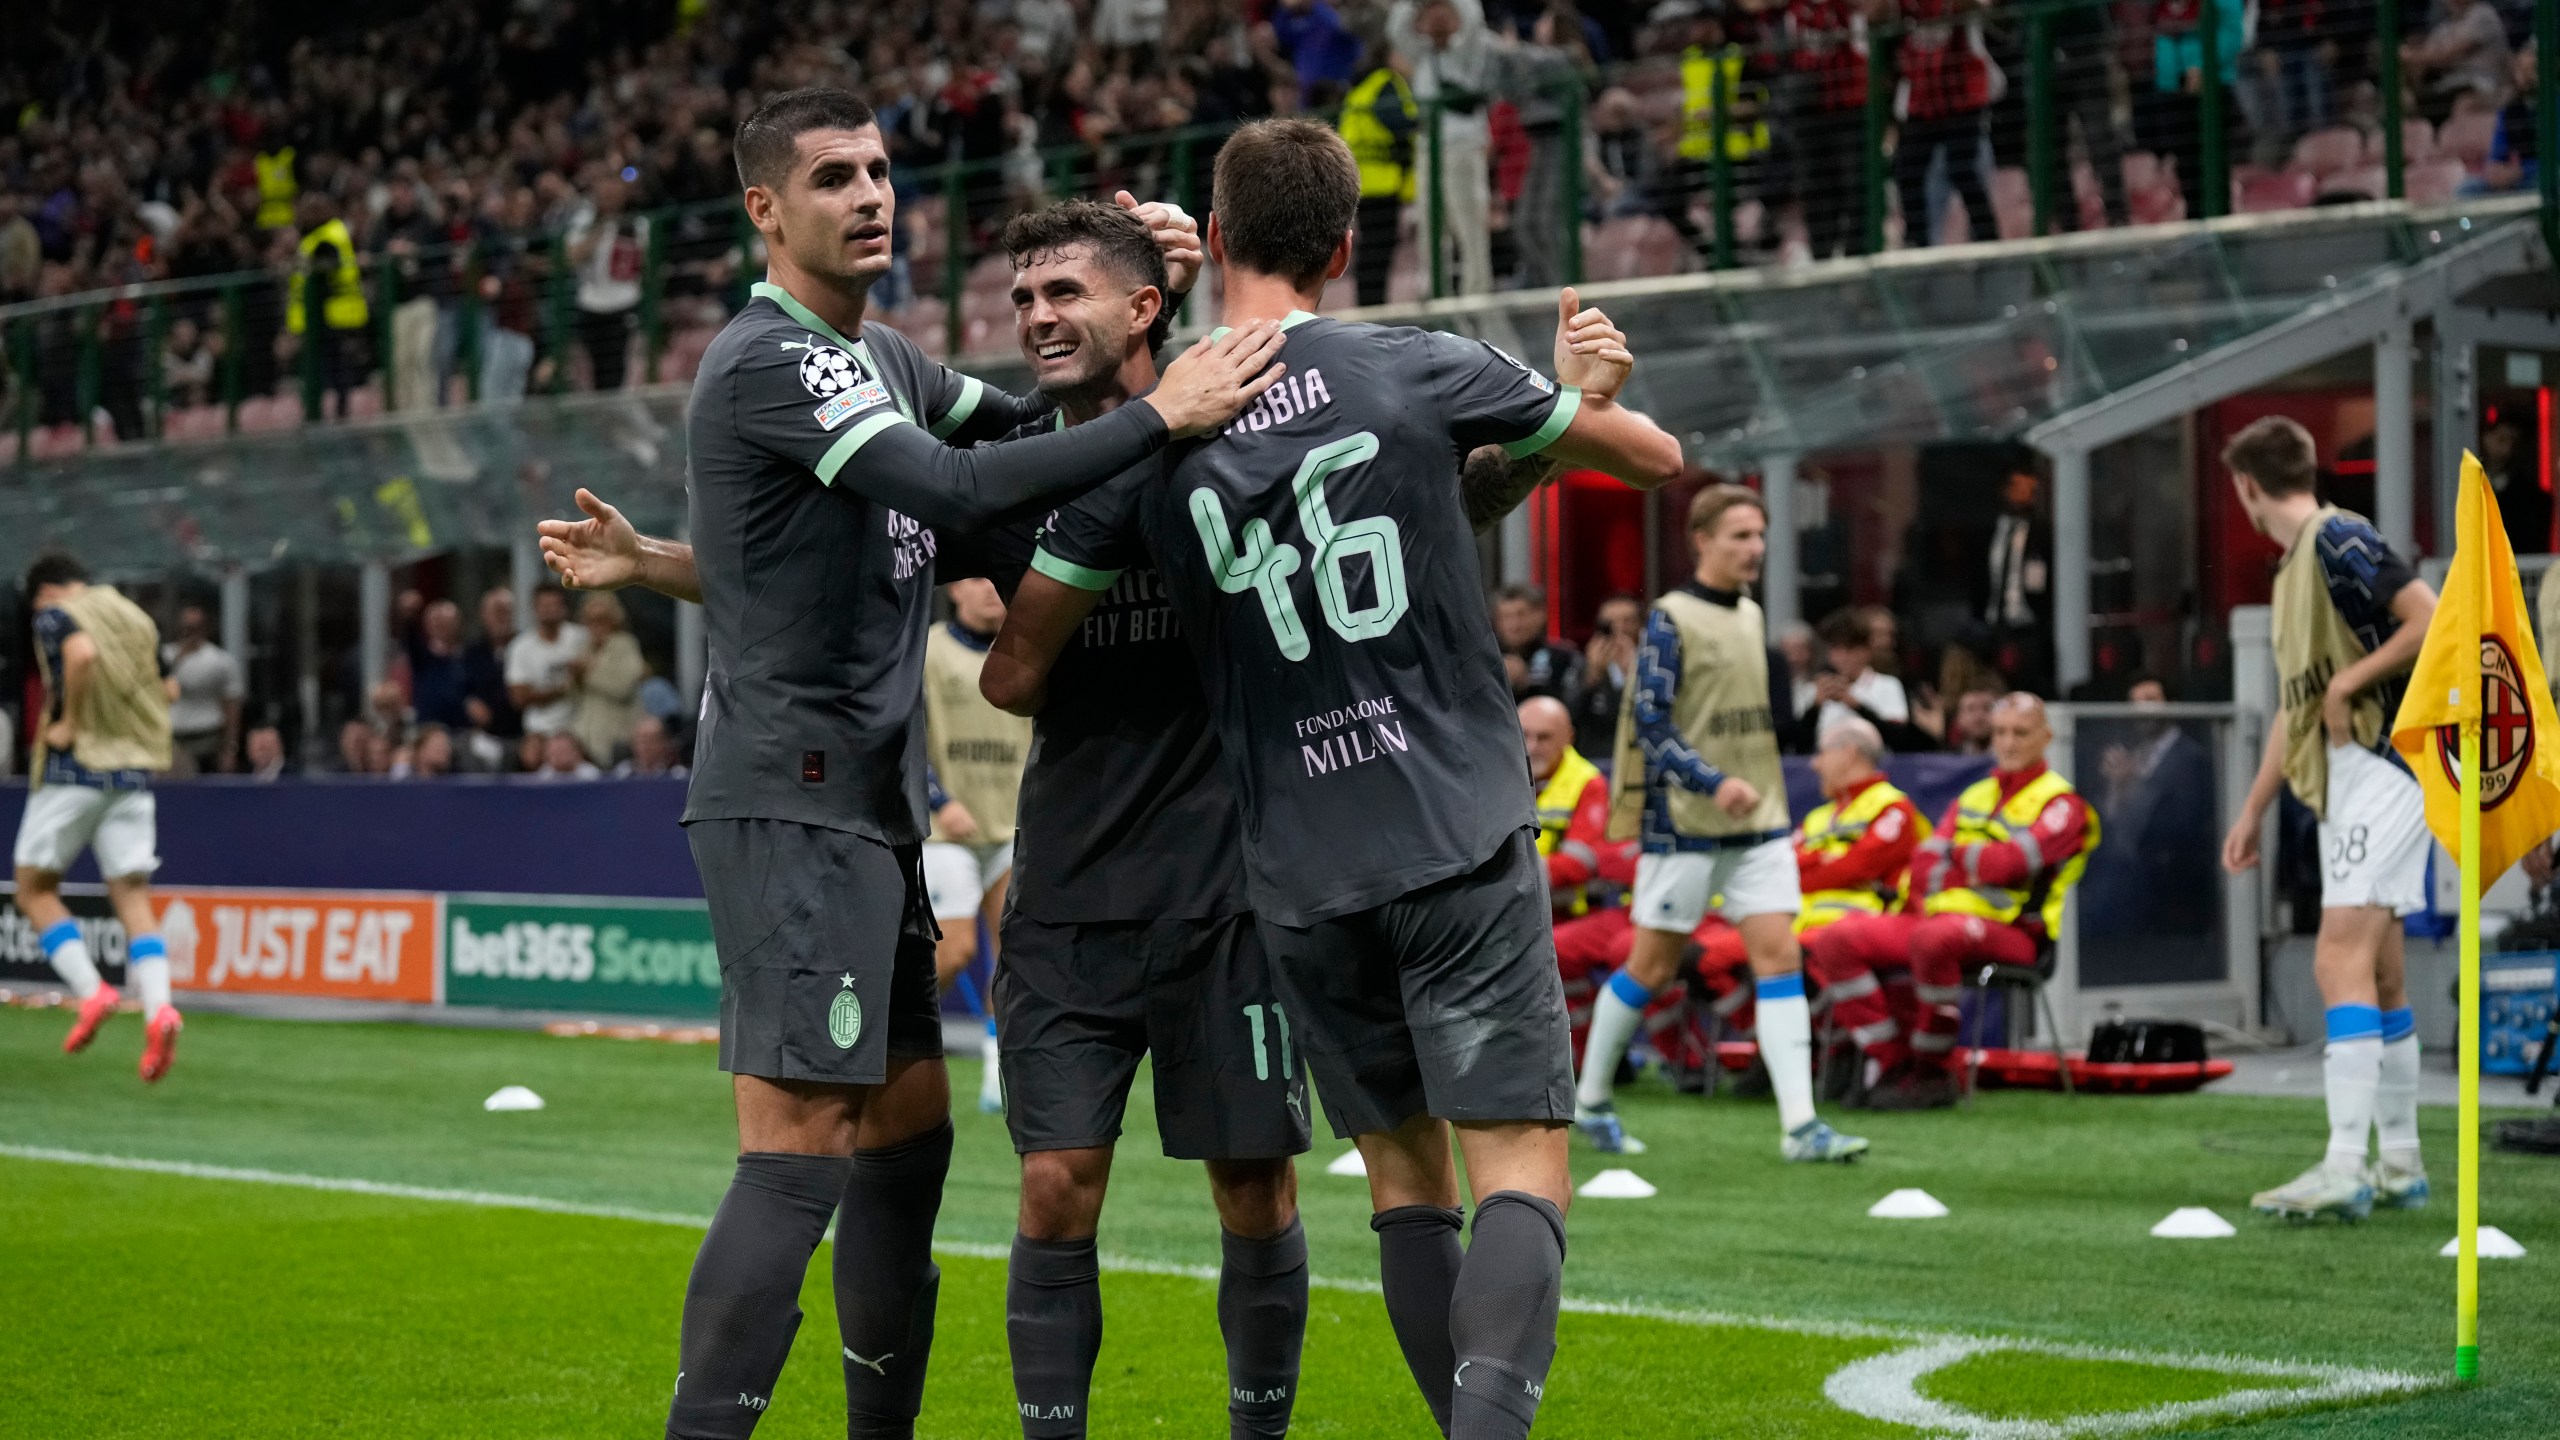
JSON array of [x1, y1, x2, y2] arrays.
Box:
[[4, 1004, 2557, 1437]]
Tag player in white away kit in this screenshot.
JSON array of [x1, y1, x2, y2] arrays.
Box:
[[2220, 416, 2436, 1222], [15, 552, 184, 1082]]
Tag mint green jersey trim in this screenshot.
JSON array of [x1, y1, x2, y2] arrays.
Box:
[[1207, 310, 1315, 343], [1030, 547, 1124, 591], [750, 281, 858, 352], [929, 375, 985, 438], [815, 411, 913, 484], [1503, 385, 1582, 459]]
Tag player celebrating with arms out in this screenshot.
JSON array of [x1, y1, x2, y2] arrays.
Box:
[[550, 87, 1284, 1440], [16, 552, 183, 1082], [2220, 416, 2437, 1222], [1573, 484, 1869, 1160], [990, 119, 1682, 1440]]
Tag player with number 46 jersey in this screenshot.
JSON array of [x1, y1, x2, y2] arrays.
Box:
[[989, 120, 1684, 1440]]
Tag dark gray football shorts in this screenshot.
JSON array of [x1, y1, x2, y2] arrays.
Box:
[[689, 818, 945, 1086], [1257, 826, 1575, 1139], [996, 910, 1312, 1161]]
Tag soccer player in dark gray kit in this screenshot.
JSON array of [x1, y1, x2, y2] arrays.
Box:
[[574, 87, 1284, 1439], [993, 120, 1683, 1439]]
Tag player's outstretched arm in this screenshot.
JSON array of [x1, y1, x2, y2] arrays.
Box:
[[980, 571, 1104, 717], [830, 322, 1286, 533], [537, 489, 702, 603]]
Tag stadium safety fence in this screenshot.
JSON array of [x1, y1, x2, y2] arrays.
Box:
[[9, 0, 2558, 464]]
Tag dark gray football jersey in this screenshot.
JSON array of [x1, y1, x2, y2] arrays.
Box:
[[682, 282, 1166, 844], [1037, 313, 1580, 925]]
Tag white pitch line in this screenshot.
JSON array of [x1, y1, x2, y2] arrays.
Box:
[[1, 1142, 2440, 1436]]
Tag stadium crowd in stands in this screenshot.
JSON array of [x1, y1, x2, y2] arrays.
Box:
[[3, 0, 2544, 441]]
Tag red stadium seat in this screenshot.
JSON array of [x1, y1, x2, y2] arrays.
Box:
[[2366, 119, 2437, 165], [2289, 127, 2366, 177], [1990, 167, 2033, 240], [2437, 108, 2498, 167], [2236, 169, 2316, 213], [2320, 164, 2387, 201], [2405, 155, 2469, 204]]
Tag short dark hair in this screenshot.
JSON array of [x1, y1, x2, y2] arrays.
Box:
[[1495, 583, 1547, 608], [23, 550, 87, 602], [1001, 199, 1175, 352], [1687, 483, 1765, 536], [1210, 119, 1359, 287], [735, 88, 879, 191], [2222, 415, 2319, 497], [1817, 609, 1871, 650]]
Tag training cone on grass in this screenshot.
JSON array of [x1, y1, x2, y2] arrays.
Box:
[[2439, 1226, 2527, 1259], [1867, 1188, 1949, 1219], [1325, 1148, 1366, 1178], [1577, 1168, 1658, 1199], [2151, 1207, 2238, 1239], [483, 1086, 545, 1112]]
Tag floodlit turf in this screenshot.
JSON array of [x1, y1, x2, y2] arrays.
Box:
[[4, 1003, 2556, 1437]]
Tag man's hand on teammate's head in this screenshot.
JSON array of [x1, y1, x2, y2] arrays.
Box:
[[537, 489, 643, 591], [1116, 191, 1203, 298], [1143, 320, 1288, 439], [1713, 775, 1761, 818], [1552, 287, 1635, 404]]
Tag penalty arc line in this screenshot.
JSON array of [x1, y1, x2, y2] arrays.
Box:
[[1, 1142, 2441, 1435]]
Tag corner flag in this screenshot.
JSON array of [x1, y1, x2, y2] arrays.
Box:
[[2390, 451, 2560, 887], [2388, 450, 2560, 1381]]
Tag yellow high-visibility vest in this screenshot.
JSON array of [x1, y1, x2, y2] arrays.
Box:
[[1536, 746, 1608, 915], [254, 148, 299, 230], [1794, 779, 1928, 935], [1680, 45, 1770, 162], [1339, 68, 1420, 202], [1920, 769, 2099, 938], [287, 218, 369, 334]]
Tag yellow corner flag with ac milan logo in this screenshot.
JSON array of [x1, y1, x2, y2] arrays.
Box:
[[2387, 449, 2560, 1383], [2389, 451, 2560, 886]]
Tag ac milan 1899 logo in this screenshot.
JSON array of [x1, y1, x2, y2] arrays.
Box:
[[2434, 635, 2536, 810]]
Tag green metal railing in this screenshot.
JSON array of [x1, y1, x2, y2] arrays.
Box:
[[9, 0, 2556, 464]]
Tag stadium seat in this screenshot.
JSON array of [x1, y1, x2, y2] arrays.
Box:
[[2320, 164, 2387, 201], [2405, 156, 2469, 204], [2437, 108, 2498, 168], [2236, 168, 2316, 213], [659, 325, 718, 383], [2366, 118, 2437, 166], [2124, 154, 2186, 225], [2289, 126, 2366, 177], [1960, 947, 2074, 1104], [1990, 167, 2033, 240]]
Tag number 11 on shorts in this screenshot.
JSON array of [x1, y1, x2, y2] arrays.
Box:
[[1242, 1003, 1294, 1081]]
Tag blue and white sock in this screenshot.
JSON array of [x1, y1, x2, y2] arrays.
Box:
[[2376, 1007, 2422, 1172], [127, 933, 173, 1015], [1755, 972, 1819, 1133], [40, 920, 103, 1000], [1576, 968, 1655, 1111], [2323, 1004, 2384, 1176]]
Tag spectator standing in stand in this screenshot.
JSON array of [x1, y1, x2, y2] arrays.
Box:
[[478, 188, 545, 402], [1494, 582, 1586, 701], [2051, 0, 2130, 230], [378, 178, 443, 412], [1394, 0, 1500, 295], [2142, 0, 2245, 205], [1894, 0, 1999, 248], [402, 597, 476, 733], [505, 586, 591, 768], [566, 177, 648, 392], [162, 604, 244, 776], [2403, 0, 2513, 124], [286, 193, 369, 419], [1341, 49, 1423, 307], [1271, 0, 1368, 107], [569, 593, 649, 768], [1572, 591, 1643, 759], [1777, 0, 1871, 259], [463, 586, 524, 766]]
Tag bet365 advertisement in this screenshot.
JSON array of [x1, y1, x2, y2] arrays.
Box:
[[443, 895, 721, 1018]]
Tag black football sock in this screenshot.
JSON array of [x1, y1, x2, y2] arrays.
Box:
[[1219, 1219, 1309, 1438], [1446, 1191, 1566, 1440], [668, 1152, 853, 1439], [835, 1121, 954, 1439], [1008, 1233, 1104, 1438], [1371, 1204, 1465, 1436]]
